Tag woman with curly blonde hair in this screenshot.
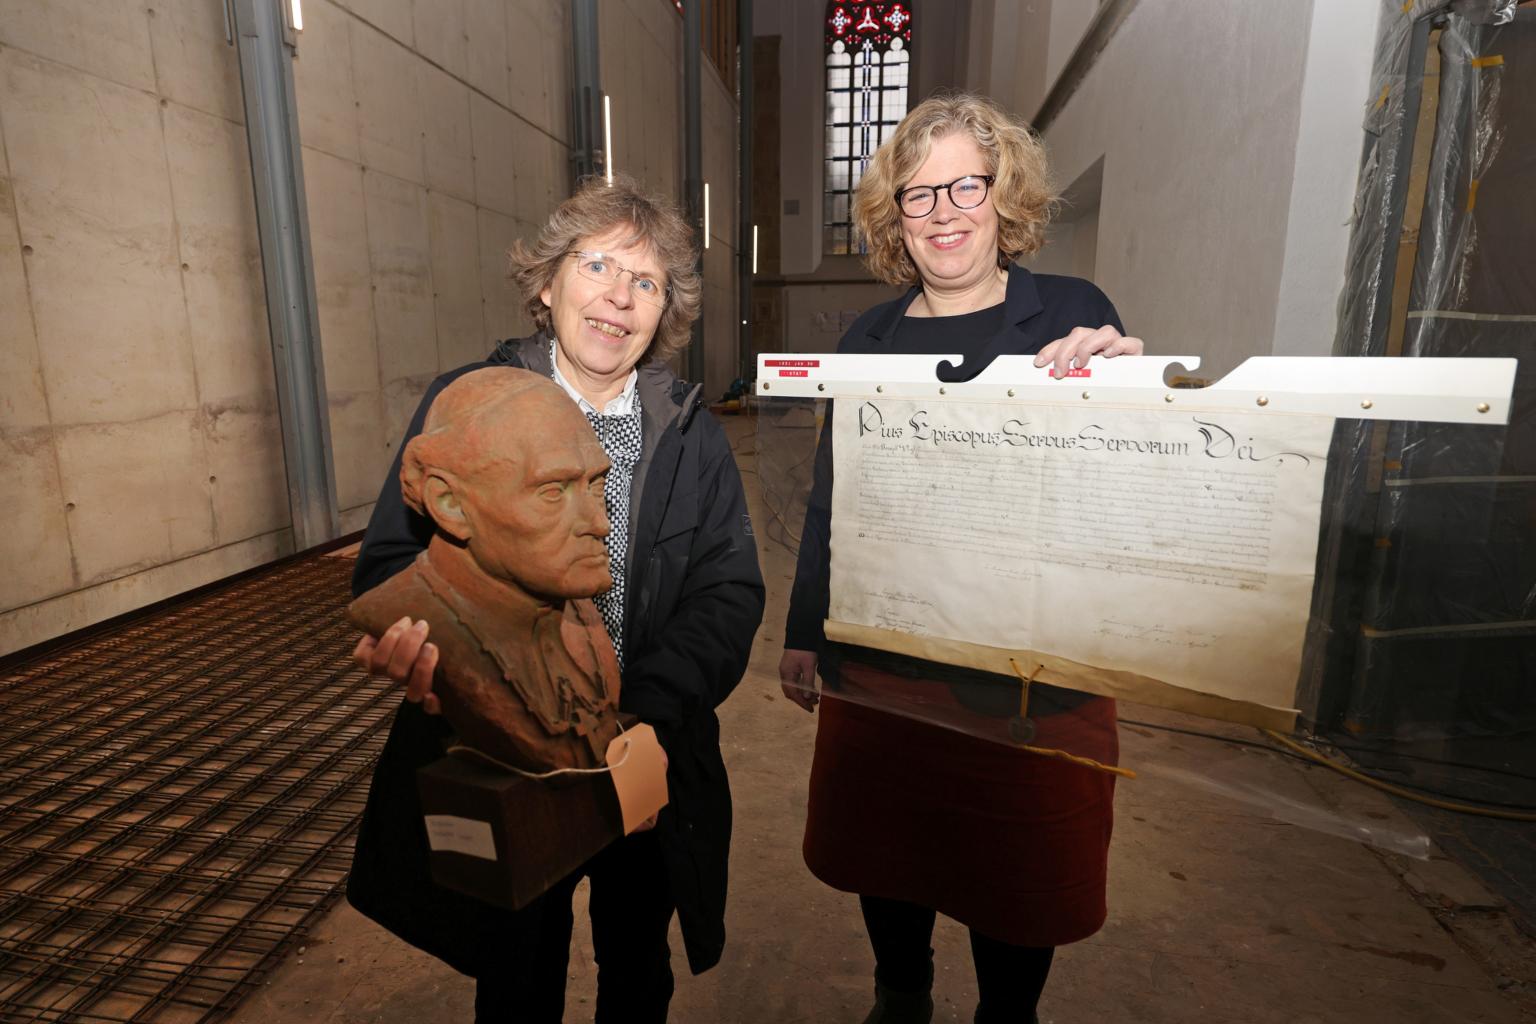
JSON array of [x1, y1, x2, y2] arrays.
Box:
[[779, 93, 1144, 1024]]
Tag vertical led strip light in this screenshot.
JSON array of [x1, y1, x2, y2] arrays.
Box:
[[290, 0, 304, 30], [603, 94, 613, 185], [703, 182, 711, 249], [752, 225, 759, 274]]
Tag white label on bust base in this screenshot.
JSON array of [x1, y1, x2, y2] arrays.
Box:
[[423, 815, 498, 860]]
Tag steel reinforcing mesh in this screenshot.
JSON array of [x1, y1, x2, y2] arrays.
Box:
[[0, 555, 392, 1023]]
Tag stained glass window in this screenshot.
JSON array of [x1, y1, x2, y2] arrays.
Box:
[[824, 2, 913, 255]]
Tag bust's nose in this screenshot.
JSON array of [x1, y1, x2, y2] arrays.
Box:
[[579, 481, 611, 541]]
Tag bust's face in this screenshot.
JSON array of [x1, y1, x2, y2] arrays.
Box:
[[459, 390, 613, 600]]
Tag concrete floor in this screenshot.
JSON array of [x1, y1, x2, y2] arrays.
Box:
[[235, 416, 1535, 1023]]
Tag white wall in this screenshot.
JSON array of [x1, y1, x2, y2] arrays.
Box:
[[1270, 0, 1383, 357], [754, 0, 822, 275], [999, 0, 1381, 377]]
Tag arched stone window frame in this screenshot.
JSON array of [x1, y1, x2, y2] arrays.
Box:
[[824, 2, 915, 255]]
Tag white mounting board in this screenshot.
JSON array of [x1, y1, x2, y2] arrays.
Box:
[[756, 354, 1518, 425]]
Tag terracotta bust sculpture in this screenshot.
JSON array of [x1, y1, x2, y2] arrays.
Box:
[[347, 367, 624, 774]]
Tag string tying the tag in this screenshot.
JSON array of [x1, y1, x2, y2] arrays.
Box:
[[447, 731, 633, 780]]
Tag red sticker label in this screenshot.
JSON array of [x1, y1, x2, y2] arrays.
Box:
[[764, 359, 821, 368], [778, 369, 809, 377], [1050, 367, 1092, 378]]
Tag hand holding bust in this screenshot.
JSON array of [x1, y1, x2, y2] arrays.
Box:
[[348, 367, 626, 774]]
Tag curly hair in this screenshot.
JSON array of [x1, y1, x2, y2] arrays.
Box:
[[508, 174, 701, 364], [853, 92, 1058, 286]]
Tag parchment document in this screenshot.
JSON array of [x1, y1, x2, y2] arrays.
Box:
[[827, 398, 1336, 730]]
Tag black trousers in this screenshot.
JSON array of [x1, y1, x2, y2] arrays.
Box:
[[861, 895, 1055, 1023], [473, 830, 675, 1023]]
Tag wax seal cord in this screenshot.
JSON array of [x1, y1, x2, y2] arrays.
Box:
[[1006, 658, 1138, 780]]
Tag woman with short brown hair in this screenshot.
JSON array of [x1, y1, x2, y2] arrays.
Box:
[[352, 175, 764, 1023]]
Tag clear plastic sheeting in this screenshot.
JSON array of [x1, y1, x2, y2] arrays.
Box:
[[751, 397, 822, 555], [1313, 0, 1535, 746]]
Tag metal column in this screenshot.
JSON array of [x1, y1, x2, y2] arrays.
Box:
[[230, 0, 339, 550], [683, 0, 704, 385], [571, 0, 604, 183], [737, 0, 754, 385]]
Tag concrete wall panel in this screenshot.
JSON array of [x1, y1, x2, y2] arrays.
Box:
[[464, 0, 510, 106], [56, 412, 213, 586], [511, 119, 562, 226], [353, 21, 425, 183], [0, 174, 73, 612], [148, 0, 245, 125], [163, 104, 272, 409], [0, 181, 47, 431], [336, 0, 414, 45], [477, 207, 528, 344], [365, 172, 438, 389], [525, 0, 569, 142], [364, 168, 438, 461], [421, 65, 475, 202], [470, 92, 518, 215], [504, 1, 551, 128], [0, 0, 156, 92], [304, 149, 379, 396], [0, 429, 75, 611], [413, 0, 469, 81], [428, 190, 486, 368], [1, 51, 197, 426], [329, 388, 388, 513], [294, 0, 361, 162], [204, 405, 289, 543]]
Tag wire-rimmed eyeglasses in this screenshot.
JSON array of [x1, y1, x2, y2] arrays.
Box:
[[567, 251, 669, 307], [895, 175, 996, 218]]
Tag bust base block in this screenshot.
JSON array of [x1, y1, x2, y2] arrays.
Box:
[[416, 752, 624, 911]]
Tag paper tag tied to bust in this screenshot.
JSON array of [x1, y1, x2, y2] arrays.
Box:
[[605, 723, 669, 834], [423, 814, 498, 861]]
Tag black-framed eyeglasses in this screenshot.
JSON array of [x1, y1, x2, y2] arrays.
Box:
[[567, 251, 670, 307], [895, 175, 995, 218]]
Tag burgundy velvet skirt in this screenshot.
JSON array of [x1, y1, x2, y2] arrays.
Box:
[[803, 662, 1118, 947]]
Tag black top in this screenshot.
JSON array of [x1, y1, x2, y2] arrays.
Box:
[[887, 301, 1007, 357]]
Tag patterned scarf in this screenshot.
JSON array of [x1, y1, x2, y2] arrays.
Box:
[[582, 399, 643, 664]]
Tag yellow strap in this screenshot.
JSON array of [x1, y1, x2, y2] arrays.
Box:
[[1470, 55, 1504, 69], [1008, 658, 1043, 721], [1019, 743, 1138, 779], [1467, 178, 1480, 212], [1007, 658, 1136, 779]]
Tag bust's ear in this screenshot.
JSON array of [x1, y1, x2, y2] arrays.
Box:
[[423, 474, 472, 542]]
